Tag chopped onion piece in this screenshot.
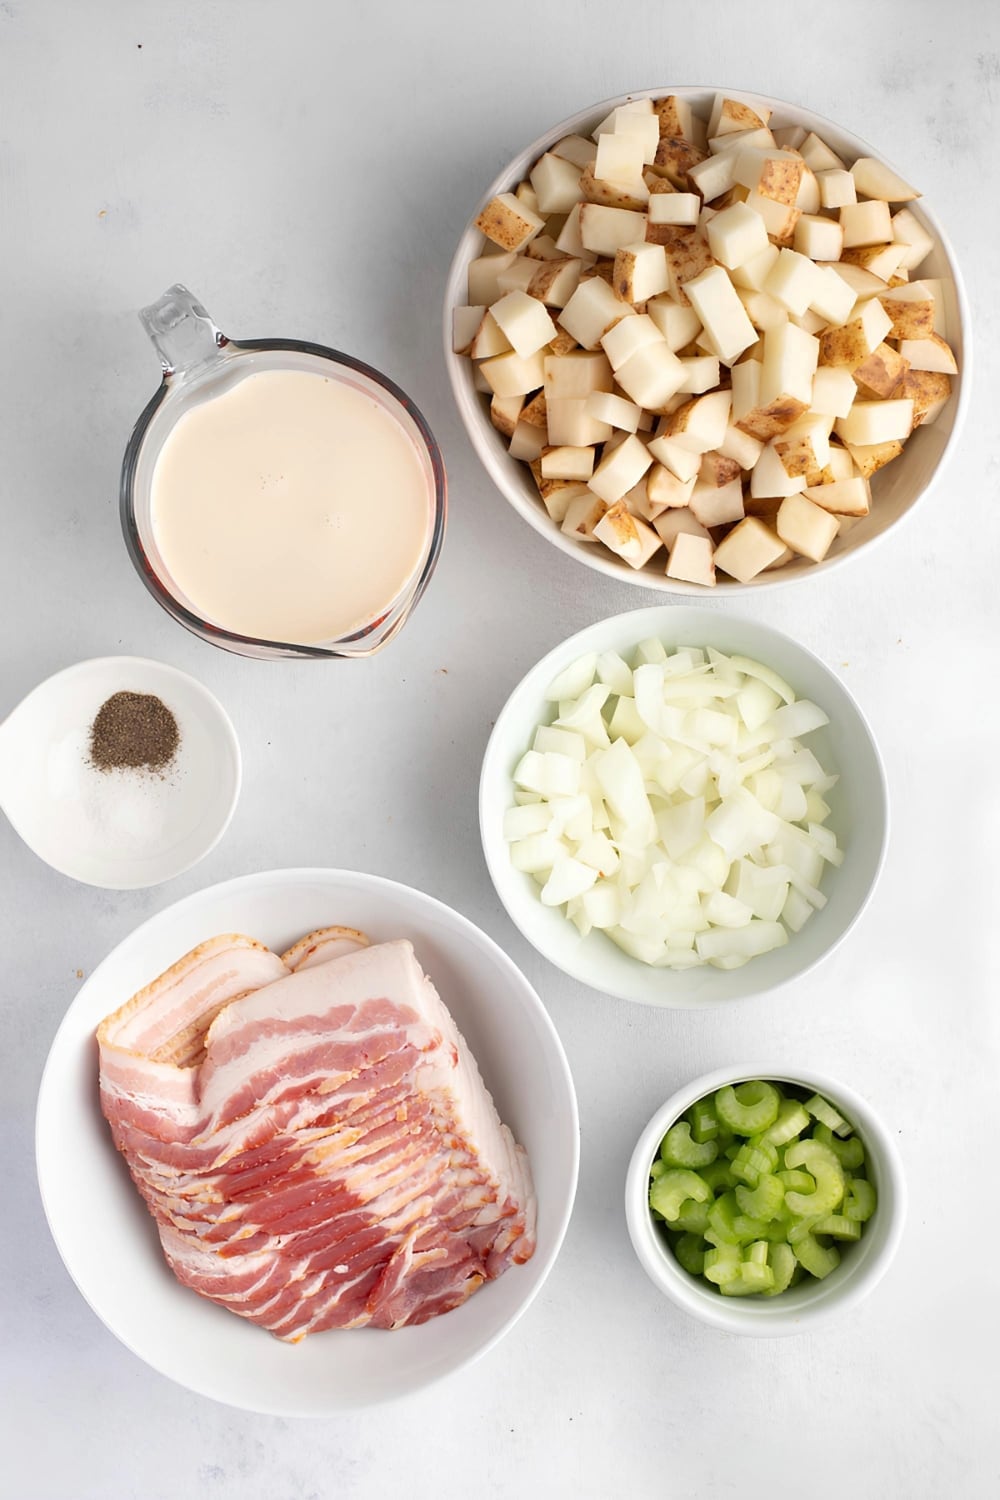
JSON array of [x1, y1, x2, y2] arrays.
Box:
[[540, 857, 598, 906], [546, 652, 598, 702]]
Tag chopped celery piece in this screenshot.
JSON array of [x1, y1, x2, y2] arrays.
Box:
[[731, 1139, 778, 1187], [776, 1168, 815, 1195], [704, 1243, 742, 1285], [792, 1233, 841, 1280], [688, 1099, 720, 1144], [763, 1242, 796, 1295], [674, 1233, 707, 1276], [706, 1191, 741, 1246], [649, 1168, 713, 1221], [672, 1197, 711, 1235], [700, 1160, 737, 1193], [813, 1122, 865, 1169], [787, 1214, 823, 1245], [761, 1099, 811, 1148], [724, 1142, 741, 1162], [746, 1240, 769, 1267], [738, 1256, 774, 1293], [735, 1173, 785, 1221], [813, 1214, 862, 1241], [844, 1177, 877, 1222], [720, 1277, 759, 1296], [732, 1213, 769, 1243], [804, 1092, 852, 1137], [660, 1120, 719, 1169], [715, 1081, 781, 1135], [784, 1140, 845, 1215], [650, 1159, 667, 1180]]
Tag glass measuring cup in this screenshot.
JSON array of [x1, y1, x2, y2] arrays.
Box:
[[120, 286, 447, 660]]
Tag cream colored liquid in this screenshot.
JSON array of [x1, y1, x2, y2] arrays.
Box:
[[150, 368, 432, 644]]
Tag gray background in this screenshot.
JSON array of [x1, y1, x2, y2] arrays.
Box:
[[2, 2, 998, 1496]]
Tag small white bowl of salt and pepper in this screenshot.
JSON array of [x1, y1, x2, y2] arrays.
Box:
[[0, 657, 240, 888]]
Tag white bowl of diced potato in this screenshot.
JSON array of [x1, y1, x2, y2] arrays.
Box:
[[479, 606, 888, 1006], [444, 88, 968, 592]]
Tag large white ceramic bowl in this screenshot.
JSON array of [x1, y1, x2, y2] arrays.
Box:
[[480, 606, 888, 1006], [35, 868, 580, 1415], [625, 1065, 907, 1335], [444, 86, 970, 594]]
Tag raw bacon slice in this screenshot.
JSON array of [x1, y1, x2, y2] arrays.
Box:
[[97, 934, 536, 1339], [281, 925, 370, 972]]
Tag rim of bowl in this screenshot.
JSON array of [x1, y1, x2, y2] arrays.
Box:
[[479, 604, 889, 1007], [625, 1064, 907, 1335], [443, 84, 972, 596]]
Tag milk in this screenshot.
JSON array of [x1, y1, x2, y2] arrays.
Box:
[[149, 368, 432, 644]]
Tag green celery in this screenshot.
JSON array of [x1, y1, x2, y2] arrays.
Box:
[[660, 1120, 719, 1169], [715, 1081, 781, 1136], [673, 1233, 707, 1276], [813, 1122, 865, 1170], [672, 1197, 711, 1235], [792, 1233, 841, 1280], [783, 1140, 845, 1216], [760, 1099, 811, 1148], [688, 1099, 720, 1144], [735, 1173, 785, 1221], [843, 1177, 877, 1222], [649, 1168, 712, 1222], [704, 1243, 742, 1285], [763, 1242, 796, 1295], [813, 1214, 862, 1241], [804, 1092, 852, 1137]]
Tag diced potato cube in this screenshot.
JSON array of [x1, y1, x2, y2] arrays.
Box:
[[745, 189, 800, 243], [558, 278, 634, 349], [687, 151, 739, 203], [561, 490, 610, 541], [648, 192, 700, 226], [490, 393, 524, 437], [470, 310, 512, 360], [793, 214, 844, 262], [593, 500, 662, 568], [578, 204, 648, 256], [541, 445, 596, 481], [699, 451, 742, 487], [644, 464, 696, 515], [898, 333, 958, 373], [646, 294, 703, 349], [709, 95, 771, 137], [490, 290, 557, 358], [733, 148, 803, 205], [454, 304, 486, 355], [495, 256, 539, 297], [520, 391, 547, 427], [705, 201, 770, 269], [684, 265, 758, 362], [527, 257, 583, 309], [852, 342, 909, 399], [688, 477, 744, 527], [475, 192, 545, 251], [543, 350, 613, 400], [816, 168, 856, 209], [652, 95, 704, 146], [529, 153, 585, 215], [658, 389, 732, 453], [840, 199, 893, 249], [850, 157, 920, 203], [551, 134, 597, 169], [468, 252, 516, 305], [900, 368, 951, 426], [842, 438, 903, 477], [666, 531, 716, 586], [613, 242, 670, 303], [653, 506, 712, 549], [509, 421, 548, 462], [760, 320, 819, 406], [750, 441, 808, 499], [614, 340, 687, 409], [480, 348, 547, 397], [713, 517, 787, 581], [818, 299, 893, 369], [825, 441, 854, 480], [661, 233, 716, 305], [799, 133, 846, 172], [835, 399, 914, 445], [802, 477, 871, 516], [718, 423, 764, 468], [595, 132, 647, 184], [795, 166, 820, 213], [840, 241, 908, 281], [586, 390, 642, 431], [764, 247, 823, 316], [808, 265, 857, 327], [810, 366, 858, 418], [774, 426, 831, 485], [891, 207, 935, 271], [580, 162, 649, 211], [601, 313, 663, 370], [729, 242, 780, 291], [588, 432, 653, 502], [646, 433, 702, 480], [776, 493, 840, 562], [545, 398, 612, 447], [677, 354, 721, 393], [878, 292, 935, 340]]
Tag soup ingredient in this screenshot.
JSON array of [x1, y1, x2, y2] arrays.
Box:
[[649, 1080, 877, 1295], [456, 92, 958, 582], [89, 691, 179, 773], [505, 642, 841, 968], [97, 928, 536, 1338], [150, 368, 432, 644]]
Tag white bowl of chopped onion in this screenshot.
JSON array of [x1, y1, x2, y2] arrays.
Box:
[[480, 607, 887, 1005], [625, 1065, 906, 1334], [444, 87, 969, 593]]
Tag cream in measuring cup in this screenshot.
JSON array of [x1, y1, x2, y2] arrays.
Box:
[[121, 287, 446, 659]]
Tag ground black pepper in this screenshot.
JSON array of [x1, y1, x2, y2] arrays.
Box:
[[89, 691, 180, 773]]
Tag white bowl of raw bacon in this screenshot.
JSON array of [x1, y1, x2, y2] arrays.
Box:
[[35, 868, 579, 1415], [444, 87, 968, 592]]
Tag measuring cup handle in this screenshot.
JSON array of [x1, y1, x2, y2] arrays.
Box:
[[139, 284, 227, 379]]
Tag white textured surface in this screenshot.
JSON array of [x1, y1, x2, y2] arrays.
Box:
[[1, 2, 998, 1496]]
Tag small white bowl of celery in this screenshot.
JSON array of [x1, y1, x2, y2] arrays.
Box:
[[625, 1067, 906, 1334]]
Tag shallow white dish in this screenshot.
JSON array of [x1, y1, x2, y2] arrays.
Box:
[[35, 867, 580, 1415], [0, 655, 240, 888], [443, 86, 970, 594], [625, 1065, 906, 1335], [480, 606, 888, 1006]]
